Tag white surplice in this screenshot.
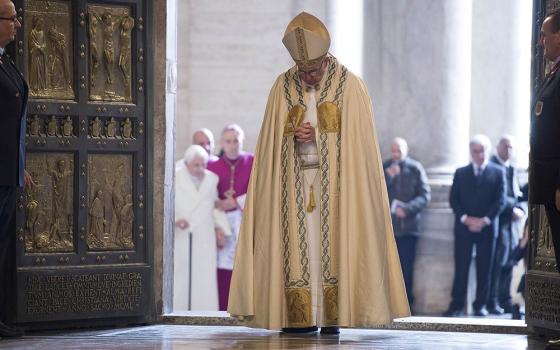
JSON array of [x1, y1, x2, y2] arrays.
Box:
[[174, 168, 230, 311]]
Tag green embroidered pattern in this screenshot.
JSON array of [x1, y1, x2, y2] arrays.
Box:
[[318, 59, 336, 104], [280, 136, 311, 288], [293, 144, 310, 286], [281, 69, 310, 288], [292, 71, 307, 111], [319, 132, 338, 285], [334, 66, 348, 106], [284, 71, 294, 110]]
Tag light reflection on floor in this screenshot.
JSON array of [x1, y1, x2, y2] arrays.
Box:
[[0, 325, 549, 350]]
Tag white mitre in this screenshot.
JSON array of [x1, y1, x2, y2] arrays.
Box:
[[282, 12, 331, 67]]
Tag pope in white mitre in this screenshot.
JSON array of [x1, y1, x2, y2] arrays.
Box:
[[228, 12, 410, 333]]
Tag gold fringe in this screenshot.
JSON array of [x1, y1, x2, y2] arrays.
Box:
[[307, 185, 316, 212]]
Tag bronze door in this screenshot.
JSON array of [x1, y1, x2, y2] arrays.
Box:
[[526, 0, 560, 335], [13, 0, 152, 326]]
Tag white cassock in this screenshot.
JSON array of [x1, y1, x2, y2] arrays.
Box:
[[174, 168, 230, 311]]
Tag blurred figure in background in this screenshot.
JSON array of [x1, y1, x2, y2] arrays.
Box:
[[207, 124, 253, 311], [487, 135, 525, 315], [383, 137, 431, 312], [174, 145, 230, 310]]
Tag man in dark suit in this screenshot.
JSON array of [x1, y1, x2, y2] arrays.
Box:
[[444, 134, 506, 317], [487, 136, 524, 315], [0, 0, 31, 338], [531, 9, 560, 274], [383, 137, 431, 312]]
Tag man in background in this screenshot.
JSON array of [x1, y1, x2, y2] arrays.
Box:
[[487, 136, 524, 315], [445, 134, 506, 317], [0, 0, 31, 338], [207, 124, 253, 311], [176, 128, 218, 171], [383, 137, 431, 313]]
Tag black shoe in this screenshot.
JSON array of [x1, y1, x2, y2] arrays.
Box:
[[281, 326, 318, 334], [320, 327, 340, 335], [547, 338, 560, 349], [443, 308, 464, 317], [0, 321, 23, 338], [473, 307, 489, 317], [500, 301, 514, 313], [488, 305, 504, 315], [511, 305, 524, 320]]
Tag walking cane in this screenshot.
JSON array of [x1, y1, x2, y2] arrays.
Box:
[[188, 230, 193, 310]]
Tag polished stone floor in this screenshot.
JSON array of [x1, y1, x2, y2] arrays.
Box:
[[0, 325, 552, 349]]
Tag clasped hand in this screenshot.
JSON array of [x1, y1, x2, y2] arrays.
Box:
[[215, 196, 238, 211], [295, 122, 315, 143], [464, 216, 487, 233]]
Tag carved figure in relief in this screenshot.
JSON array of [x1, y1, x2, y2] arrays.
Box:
[[106, 117, 116, 138], [29, 16, 48, 93], [62, 116, 73, 137], [46, 115, 57, 137], [29, 115, 41, 136], [88, 12, 101, 86], [106, 163, 124, 235], [118, 16, 134, 87], [89, 189, 106, 244], [101, 11, 115, 85], [25, 173, 40, 248], [116, 194, 134, 248], [122, 117, 132, 139], [287, 292, 307, 324], [91, 117, 101, 138], [47, 158, 72, 244], [47, 23, 71, 89]]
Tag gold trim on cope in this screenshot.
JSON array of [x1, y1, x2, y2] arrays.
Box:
[[284, 105, 305, 134], [285, 288, 312, 328], [317, 102, 340, 133], [323, 285, 339, 325]]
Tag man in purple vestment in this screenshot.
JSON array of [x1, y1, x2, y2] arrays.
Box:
[[207, 123, 254, 311]]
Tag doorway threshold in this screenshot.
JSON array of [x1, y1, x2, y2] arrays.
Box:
[[161, 312, 527, 335]]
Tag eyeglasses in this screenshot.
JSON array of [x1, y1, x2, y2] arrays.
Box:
[[297, 59, 327, 78], [0, 16, 18, 23]]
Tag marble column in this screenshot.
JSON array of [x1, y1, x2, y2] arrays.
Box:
[[152, 0, 169, 319], [469, 0, 533, 167], [363, 1, 473, 172], [162, 0, 178, 314], [329, 0, 363, 75], [363, 1, 474, 315]]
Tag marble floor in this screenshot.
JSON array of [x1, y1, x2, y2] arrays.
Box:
[[0, 325, 553, 350]]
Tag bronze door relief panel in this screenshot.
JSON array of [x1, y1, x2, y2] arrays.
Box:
[[25, 0, 75, 100], [14, 0, 150, 325], [526, 0, 560, 335], [87, 4, 135, 102]]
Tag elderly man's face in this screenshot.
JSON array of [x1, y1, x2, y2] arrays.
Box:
[[297, 58, 328, 86], [0, 1, 20, 48], [186, 156, 206, 179], [540, 17, 560, 61], [390, 142, 407, 162], [193, 131, 213, 155], [497, 139, 513, 162], [221, 130, 242, 159], [470, 143, 487, 166]]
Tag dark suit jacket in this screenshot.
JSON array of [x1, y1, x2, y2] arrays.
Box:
[[383, 157, 431, 236], [449, 162, 507, 238], [0, 53, 28, 187], [530, 65, 560, 205], [490, 155, 523, 221]]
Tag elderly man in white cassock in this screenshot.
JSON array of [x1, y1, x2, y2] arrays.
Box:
[[174, 145, 230, 311], [228, 12, 410, 334]]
